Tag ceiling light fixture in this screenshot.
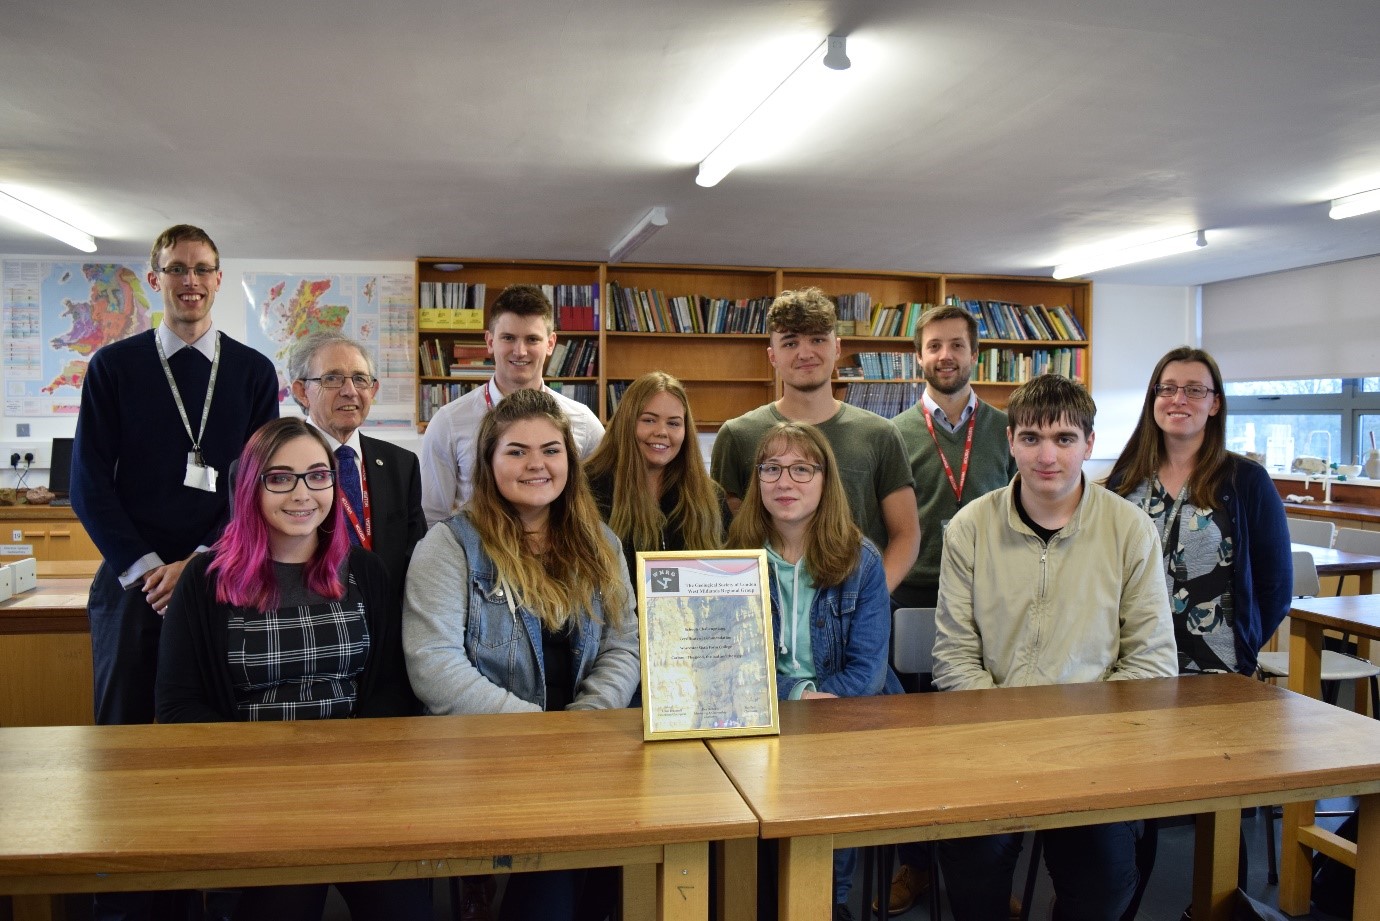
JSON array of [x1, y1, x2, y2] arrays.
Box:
[[609, 206, 668, 264], [1329, 188, 1380, 220], [1052, 230, 1207, 280], [0, 190, 97, 253], [695, 36, 852, 189]]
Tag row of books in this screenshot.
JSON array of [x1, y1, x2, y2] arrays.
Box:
[[547, 338, 598, 378], [863, 302, 934, 337], [840, 382, 918, 419], [547, 284, 600, 331], [419, 282, 485, 310], [839, 351, 918, 381], [546, 382, 598, 414], [833, 292, 873, 325], [972, 347, 1087, 383], [950, 297, 1087, 342], [606, 282, 774, 334], [418, 381, 484, 422]]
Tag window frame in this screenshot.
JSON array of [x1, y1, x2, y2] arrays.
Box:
[[1225, 378, 1380, 466]]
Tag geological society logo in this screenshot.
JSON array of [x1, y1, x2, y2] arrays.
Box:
[[649, 568, 679, 593]]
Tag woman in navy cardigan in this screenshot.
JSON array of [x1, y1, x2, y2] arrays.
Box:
[[1106, 346, 1291, 676]]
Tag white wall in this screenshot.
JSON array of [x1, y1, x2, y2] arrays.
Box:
[[1086, 283, 1197, 473]]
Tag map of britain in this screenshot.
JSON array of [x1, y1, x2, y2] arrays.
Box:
[[1, 260, 154, 415]]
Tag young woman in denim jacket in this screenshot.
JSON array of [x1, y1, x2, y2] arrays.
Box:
[[403, 388, 638, 921], [727, 420, 900, 921]]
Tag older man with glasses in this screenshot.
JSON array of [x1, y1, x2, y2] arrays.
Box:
[[288, 331, 426, 605]]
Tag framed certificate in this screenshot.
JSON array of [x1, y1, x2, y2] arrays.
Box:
[[635, 549, 779, 741]]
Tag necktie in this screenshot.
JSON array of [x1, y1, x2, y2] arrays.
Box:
[[335, 445, 364, 545]]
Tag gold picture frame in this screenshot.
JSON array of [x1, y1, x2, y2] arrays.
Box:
[[635, 549, 780, 741]]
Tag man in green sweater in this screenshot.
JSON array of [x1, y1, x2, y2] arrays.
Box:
[[882, 303, 1017, 916]]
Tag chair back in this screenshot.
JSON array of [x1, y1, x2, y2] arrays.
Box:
[[1287, 516, 1336, 548], [1335, 527, 1380, 557], [1293, 550, 1321, 598], [892, 607, 937, 675]]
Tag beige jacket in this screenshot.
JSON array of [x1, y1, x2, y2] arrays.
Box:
[[933, 476, 1176, 691]]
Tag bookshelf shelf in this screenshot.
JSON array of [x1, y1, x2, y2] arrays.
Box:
[[414, 259, 1093, 429]]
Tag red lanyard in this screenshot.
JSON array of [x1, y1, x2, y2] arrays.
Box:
[[922, 404, 977, 504], [341, 462, 373, 551]]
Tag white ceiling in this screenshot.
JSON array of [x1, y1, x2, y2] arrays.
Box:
[[3, 0, 1380, 287]]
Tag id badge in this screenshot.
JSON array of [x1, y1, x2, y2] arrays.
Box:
[[184, 452, 218, 492]]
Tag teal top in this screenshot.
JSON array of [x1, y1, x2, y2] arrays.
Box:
[[766, 543, 819, 699]]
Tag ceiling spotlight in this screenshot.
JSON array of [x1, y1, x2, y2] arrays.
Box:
[[0, 190, 97, 252], [1329, 188, 1380, 220], [1052, 230, 1207, 280], [609, 207, 668, 263]]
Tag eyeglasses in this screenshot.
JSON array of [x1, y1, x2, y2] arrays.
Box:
[[260, 470, 337, 493], [302, 373, 376, 390], [756, 462, 823, 483], [1153, 383, 1216, 400], [156, 264, 220, 277]]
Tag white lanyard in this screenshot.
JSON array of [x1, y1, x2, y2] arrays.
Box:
[[155, 332, 221, 465]]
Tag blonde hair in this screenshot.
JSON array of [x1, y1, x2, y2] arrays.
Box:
[[726, 422, 861, 588], [467, 389, 627, 629], [585, 372, 724, 553]]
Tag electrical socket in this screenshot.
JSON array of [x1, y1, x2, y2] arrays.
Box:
[[23, 452, 33, 465], [0, 442, 48, 468]]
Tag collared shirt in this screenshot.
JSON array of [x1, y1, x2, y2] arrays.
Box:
[[120, 323, 223, 588], [418, 378, 605, 526], [921, 387, 978, 434]]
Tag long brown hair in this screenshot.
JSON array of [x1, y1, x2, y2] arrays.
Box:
[[467, 388, 627, 629], [585, 372, 724, 553], [1106, 346, 1231, 511], [725, 422, 861, 589]]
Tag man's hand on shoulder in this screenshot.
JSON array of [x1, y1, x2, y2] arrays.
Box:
[[143, 556, 192, 615]]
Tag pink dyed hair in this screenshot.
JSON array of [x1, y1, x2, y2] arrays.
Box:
[[208, 417, 349, 610]]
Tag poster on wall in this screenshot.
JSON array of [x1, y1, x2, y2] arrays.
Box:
[[242, 272, 416, 428], [1, 260, 155, 416]]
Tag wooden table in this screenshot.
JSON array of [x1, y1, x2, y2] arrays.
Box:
[[1281, 593, 1380, 913], [1295, 542, 1380, 595], [707, 675, 1380, 921], [0, 575, 93, 727], [0, 707, 757, 921]]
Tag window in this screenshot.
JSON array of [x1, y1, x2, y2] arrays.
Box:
[[1224, 378, 1380, 474]]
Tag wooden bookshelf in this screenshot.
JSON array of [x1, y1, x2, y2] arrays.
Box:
[[413, 259, 1093, 429]]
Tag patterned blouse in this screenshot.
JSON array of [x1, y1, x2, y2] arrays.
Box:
[[1128, 476, 1237, 673], [228, 562, 370, 720]]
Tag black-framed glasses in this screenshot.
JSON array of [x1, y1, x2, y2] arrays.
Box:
[[1153, 383, 1216, 400], [260, 470, 336, 493], [156, 264, 220, 277], [757, 462, 823, 483], [301, 373, 376, 390]]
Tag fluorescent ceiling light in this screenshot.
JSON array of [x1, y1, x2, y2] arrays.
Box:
[[0, 190, 97, 252], [696, 36, 852, 188], [1329, 188, 1380, 220], [609, 206, 668, 263], [1052, 230, 1207, 280]]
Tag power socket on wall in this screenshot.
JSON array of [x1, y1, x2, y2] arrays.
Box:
[[0, 442, 48, 468]]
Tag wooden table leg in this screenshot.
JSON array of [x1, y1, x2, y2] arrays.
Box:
[[1356, 794, 1380, 921], [1279, 801, 1317, 915], [659, 841, 708, 921], [1288, 619, 1324, 699], [624, 863, 656, 921], [716, 838, 757, 921], [779, 835, 833, 921], [1192, 810, 1238, 921]]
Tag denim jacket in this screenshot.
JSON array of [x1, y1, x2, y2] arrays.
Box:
[[767, 538, 903, 700], [402, 512, 639, 714]]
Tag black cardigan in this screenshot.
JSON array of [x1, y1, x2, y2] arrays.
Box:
[[155, 547, 419, 723]]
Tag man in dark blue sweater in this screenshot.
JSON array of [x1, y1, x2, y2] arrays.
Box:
[[72, 224, 278, 727]]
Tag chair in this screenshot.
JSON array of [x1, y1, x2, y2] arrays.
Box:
[[861, 608, 943, 921], [1257, 551, 1380, 884], [1334, 527, 1380, 594], [1286, 516, 1335, 548]]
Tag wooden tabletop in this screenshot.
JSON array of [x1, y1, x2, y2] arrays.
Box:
[[0, 707, 757, 898], [708, 675, 1380, 841], [1295, 543, 1380, 575], [1289, 594, 1380, 638], [0, 577, 91, 635]]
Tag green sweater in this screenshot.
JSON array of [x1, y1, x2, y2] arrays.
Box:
[[893, 399, 1016, 593]]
